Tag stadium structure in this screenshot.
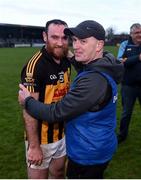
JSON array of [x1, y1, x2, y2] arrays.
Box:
[[0, 23, 129, 47], [0, 23, 44, 47]]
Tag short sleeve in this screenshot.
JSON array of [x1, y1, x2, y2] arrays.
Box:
[[21, 58, 42, 93]]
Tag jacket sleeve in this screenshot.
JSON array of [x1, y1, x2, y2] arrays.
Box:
[[117, 41, 128, 60], [117, 40, 140, 67], [24, 73, 109, 123], [124, 55, 140, 67]]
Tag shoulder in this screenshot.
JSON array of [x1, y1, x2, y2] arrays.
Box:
[[120, 40, 128, 48], [76, 71, 108, 89], [25, 50, 43, 68], [21, 50, 44, 78]]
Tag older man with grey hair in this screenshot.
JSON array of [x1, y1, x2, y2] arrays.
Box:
[[117, 23, 141, 143]]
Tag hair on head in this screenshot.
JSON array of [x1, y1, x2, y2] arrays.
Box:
[[45, 19, 68, 32]]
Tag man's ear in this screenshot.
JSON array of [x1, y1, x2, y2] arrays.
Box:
[[96, 40, 104, 52], [43, 31, 47, 42]]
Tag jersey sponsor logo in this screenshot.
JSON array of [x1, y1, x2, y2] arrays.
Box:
[[53, 86, 69, 100]]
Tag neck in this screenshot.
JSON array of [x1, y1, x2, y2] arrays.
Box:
[[94, 51, 103, 60], [82, 51, 103, 65], [134, 41, 141, 46], [53, 58, 61, 64], [91, 51, 103, 63]]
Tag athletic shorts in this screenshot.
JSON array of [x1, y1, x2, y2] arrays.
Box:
[[25, 137, 66, 169]]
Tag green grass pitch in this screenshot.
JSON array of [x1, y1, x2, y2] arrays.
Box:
[[0, 47, 141, 178]]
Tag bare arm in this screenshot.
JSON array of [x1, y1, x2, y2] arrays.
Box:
[[23, 92, 43, 166]]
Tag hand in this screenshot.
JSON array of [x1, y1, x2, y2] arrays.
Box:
[[27, 145, 43, 166], [18, 84, 31, 106], [122, 58, 127, 63]]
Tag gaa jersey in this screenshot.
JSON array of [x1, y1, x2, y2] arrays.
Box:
[[21, 46, 71, 144]]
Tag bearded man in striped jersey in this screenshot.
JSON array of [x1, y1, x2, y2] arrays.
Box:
[[21, 19, 71, 179]]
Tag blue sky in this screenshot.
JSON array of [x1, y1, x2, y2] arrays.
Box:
[[0, 0, 140, 34]]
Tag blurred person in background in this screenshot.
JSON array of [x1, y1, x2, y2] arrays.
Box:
[[117, 23, 141, 143]]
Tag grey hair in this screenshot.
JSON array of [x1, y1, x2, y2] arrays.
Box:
[[130, 23, 141, 33]]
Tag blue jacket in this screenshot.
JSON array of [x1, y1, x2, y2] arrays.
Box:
[[66, 70, 118, 165], [117, 38, 141, 86]]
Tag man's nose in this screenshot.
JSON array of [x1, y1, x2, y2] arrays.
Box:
[[57, 38, 63, 46]]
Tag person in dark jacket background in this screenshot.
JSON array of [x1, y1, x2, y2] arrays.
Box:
[[19, 20, 124, 179], [117, 23, 141, 143]]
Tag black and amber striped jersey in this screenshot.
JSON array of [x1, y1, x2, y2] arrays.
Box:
[[21, 46, 71, 144]]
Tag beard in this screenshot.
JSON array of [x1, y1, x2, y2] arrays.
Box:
[[47, 43, 68, 60]]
